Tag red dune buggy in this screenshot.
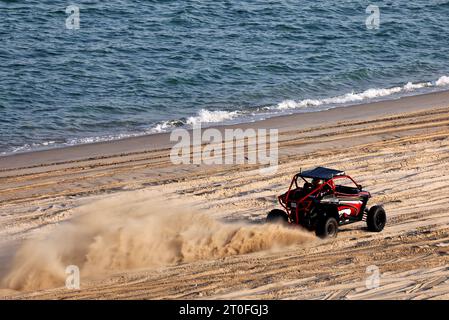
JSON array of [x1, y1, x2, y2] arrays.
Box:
[[267, 167, 386, 238]]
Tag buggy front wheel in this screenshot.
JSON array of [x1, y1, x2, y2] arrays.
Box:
[[367, 205, 386, 232]]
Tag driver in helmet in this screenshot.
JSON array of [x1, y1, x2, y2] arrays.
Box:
[[312, 178, 331, 197], [312, 178, 323, 188]]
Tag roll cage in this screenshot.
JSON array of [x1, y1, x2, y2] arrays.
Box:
[[278, 169, 363, 223]]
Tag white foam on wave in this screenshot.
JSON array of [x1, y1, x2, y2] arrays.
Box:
[[274, 80, 434, 111], [150, 121, 172, 134], [186, 109, 240, 126], [436, 75, 449, 87], [3, 75, 449, 155], [2, 141, 57, 155], [149, 109, 241, 134], [153, 79, 433, 131]]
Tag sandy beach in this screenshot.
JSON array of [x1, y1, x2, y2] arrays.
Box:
[[1, 91, 449, 300]]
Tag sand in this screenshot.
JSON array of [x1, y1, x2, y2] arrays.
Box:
[[1, 91, 449, 299]]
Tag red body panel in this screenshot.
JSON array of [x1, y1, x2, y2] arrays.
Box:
[[279, 174, 371, 225]]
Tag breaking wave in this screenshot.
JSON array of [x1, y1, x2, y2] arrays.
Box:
[[149, 75, 449, 132], [3, 75, 449, 156], [436, 75, 449, 87], [273, 81, 432, 111]]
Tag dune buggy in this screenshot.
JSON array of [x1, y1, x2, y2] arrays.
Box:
[[267, 167, 386, 238]]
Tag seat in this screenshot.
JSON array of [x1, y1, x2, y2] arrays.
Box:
[[335, 185, 358, 195]]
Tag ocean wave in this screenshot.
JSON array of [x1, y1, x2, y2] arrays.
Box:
[[2, 75, 449, 156], [273, 80, 434, 111], [151, 75, 449, 134], [150, 119, 185, 134], [3, 141, 58, 155], [150, 109, 242, 133], [186, 109, 241, 126], [436, 75, 449, 86]]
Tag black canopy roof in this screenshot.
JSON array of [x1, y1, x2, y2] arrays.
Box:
[[298, 167, 345, 180]]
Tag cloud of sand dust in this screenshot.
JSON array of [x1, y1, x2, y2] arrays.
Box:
[[2, 192, 314, 291]]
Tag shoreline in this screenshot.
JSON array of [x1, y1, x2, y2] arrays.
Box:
[[1, 89, 449, 170]]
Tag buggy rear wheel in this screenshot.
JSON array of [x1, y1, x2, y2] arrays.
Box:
[[367, 205, 386, 232], [266, 209, 289, 225], [315, 217, 338, 239]]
